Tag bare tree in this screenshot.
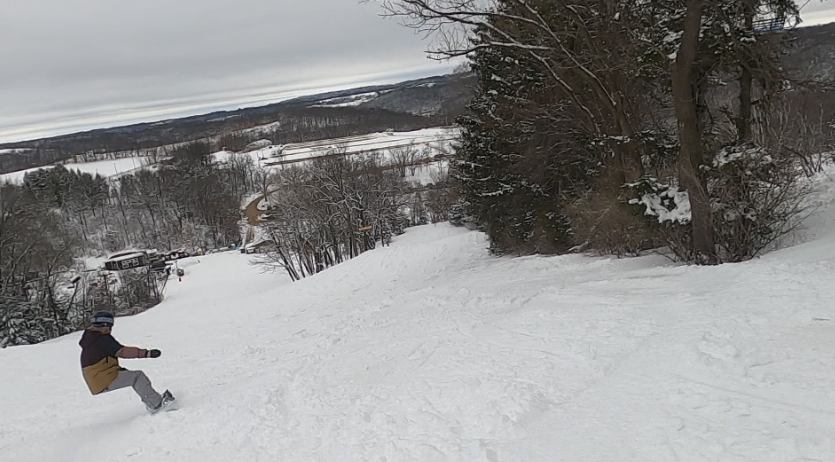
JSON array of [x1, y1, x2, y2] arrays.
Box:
[[390, 144, 420, 178], [376, 0, 676, 184], [425, 162, 458, 223], [253, 150, 411, 281], [254, 167, 277, 210], [759, 88, 835, 176]]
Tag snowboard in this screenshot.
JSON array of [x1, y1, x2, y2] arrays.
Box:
[[159, 399, 180, 413], [149, 390, 179, 414]]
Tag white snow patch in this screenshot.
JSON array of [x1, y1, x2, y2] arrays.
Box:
[[713, 143, 772, 168], [310, 92, 380, 108], [0, 148, 33, 156], [1, 157, 151, 184], [210, 150, 235, 164], [256, 197, 271, 211], [404, 160, 449, 186], [81, 256, 108, 270], [629, 184, 692, 224]]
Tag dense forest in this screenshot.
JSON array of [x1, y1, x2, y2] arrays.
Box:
[[382, 0, 835, 265], [0, 142, 243, 346]]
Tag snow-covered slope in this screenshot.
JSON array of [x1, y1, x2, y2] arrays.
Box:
[[0, 156, 151, 184], [2, 181, 835, 461]]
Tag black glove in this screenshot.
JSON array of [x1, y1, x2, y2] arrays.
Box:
[[147, 349, 162, 358]]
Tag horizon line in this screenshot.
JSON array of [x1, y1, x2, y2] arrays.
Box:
[[3, 15, 833, 146], [0, 65, 459, 145]]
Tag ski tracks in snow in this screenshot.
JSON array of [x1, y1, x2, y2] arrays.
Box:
[[3, 223, 835, 461]]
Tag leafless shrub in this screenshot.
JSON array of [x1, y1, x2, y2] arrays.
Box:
[[627, 141, 813, 264], [428, 161, 449, 185], [709, 142, 813, 262], [566, 192, 660, 258], [390, 144, 420, 178], [218, 132, 253, 152], [253, 151, 411, 281], [420, 162, 457, 223], [758, 89, 835, 177], [114, 269, 164, 315]]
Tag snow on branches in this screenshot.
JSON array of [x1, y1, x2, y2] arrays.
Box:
[[627, 178, 692, 225]]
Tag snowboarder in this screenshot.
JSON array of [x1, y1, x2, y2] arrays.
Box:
[[79, 311, 175, 414]]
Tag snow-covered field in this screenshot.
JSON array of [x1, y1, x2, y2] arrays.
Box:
[[2, 128, 456, 186], [0, 156, 151, 184], [310, 91, 382, 108], [2, 172, 835, 461], [0, 148, 33, 155], [213, 127, 458, 172]]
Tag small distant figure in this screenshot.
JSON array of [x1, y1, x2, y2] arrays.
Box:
[[78, 311, 177, 414]]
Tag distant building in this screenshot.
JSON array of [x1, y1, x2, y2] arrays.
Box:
[[104, 252, 149, 271], [103, 249, 161, 271]]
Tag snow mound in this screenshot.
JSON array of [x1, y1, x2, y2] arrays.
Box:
[[2, 173, 835, 461]]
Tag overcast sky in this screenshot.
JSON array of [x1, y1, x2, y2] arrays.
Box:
[[1, 0, 833, 144], [804, 0, 835, 19]]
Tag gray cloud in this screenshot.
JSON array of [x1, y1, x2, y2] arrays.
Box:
[[801, 0, 835, 25], [1, 0, 833, 143], [804, 0, 835, 13], [0, 0, 452, 142]]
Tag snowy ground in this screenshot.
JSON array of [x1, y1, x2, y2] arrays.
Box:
[[212, 127, 458, 172], [0, 156, 151, 184], [2, 177, 835, 461], [310, 91, 383, 108]]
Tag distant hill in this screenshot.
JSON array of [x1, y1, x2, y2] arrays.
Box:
[[0, 72, 476, 175], [3, 21, 835, 176], [787, 22, 835, 80]]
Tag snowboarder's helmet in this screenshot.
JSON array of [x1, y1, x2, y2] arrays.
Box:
[[91, 311, 114, 326]]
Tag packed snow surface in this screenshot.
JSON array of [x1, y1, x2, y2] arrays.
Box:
[[0, 157, 150, 184], [2, 195, 835, 460]]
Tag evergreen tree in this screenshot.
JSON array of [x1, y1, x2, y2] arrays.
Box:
[[0, 296, 49, 347], [453, 22, 574, 254]]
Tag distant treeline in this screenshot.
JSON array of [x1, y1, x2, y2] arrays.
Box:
[[0, 73, 475, 175]]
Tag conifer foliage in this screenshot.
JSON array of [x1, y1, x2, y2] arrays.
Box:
[[384, 0, 817, 262]]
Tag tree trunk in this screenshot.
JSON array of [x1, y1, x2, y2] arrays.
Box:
[[737, 1, 756, 141], [672, 0, 717, 265], [738, 67, 753, 141]]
